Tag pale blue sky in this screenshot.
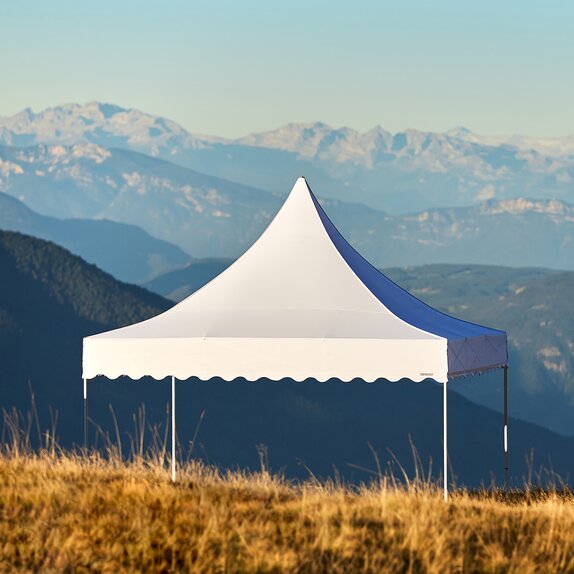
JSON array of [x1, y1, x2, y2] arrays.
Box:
[[1, 0, 572, 137]]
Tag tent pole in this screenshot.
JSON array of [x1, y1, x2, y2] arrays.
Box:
[[83, 378, 88, 450], [504, 366, 508, 494], [171, 376, 176, 482], [444, 380, 448, 501]]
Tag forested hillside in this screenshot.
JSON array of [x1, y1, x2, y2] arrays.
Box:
[[0, 232, 573, 486]]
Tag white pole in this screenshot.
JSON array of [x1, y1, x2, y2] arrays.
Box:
[[171, 376, 176, 482], [443, 380, 448, 501], [83, 378, 88, 450]]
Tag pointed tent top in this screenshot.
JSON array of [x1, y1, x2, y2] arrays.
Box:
[[171, 175, 390, 314], [287, 175, 311, 200], [284, 175, 312, 203]]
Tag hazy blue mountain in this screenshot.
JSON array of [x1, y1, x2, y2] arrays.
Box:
[[1, 142, 573, 270], [332, 197, 574, 271], [145, 261, 574, 435], [143, 258, 232, 301], [2, 103, 573, 213], [0, 143, 281, 258], [1, 230, 573, 487], [0, 193, 190, 283]]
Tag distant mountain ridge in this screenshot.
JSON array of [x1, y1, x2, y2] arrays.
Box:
[[238, 121, 574, 164], [1, 142, 573, 269], [3, 102, 573, 159], [0, 101, 218, 150], [0, 143, 281, 258], [0, 193, 190, 283], [144, 258, 232, 302], [1, 102, 573, 214]]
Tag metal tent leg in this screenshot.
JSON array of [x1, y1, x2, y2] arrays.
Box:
[[83, 378, 88, 450], [504, 366, 509, 494], [444, 380, 448, 501], [171, 376, 176, 482]]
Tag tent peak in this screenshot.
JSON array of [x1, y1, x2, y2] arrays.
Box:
[[280, 176, 315, 209], [290, 175, 312, 195]]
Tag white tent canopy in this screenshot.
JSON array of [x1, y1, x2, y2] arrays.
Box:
[[83, 177, 509, 496]]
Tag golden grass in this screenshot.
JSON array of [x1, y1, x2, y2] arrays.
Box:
[[1, 449, 574, 573]]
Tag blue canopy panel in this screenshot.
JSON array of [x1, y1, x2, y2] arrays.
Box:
[[310, 193, 508, 379]]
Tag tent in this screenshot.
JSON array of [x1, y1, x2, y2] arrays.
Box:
[[83, 177, 508, 498]]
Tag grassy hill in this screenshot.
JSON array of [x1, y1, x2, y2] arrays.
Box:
[[1, 452, 574, 573]]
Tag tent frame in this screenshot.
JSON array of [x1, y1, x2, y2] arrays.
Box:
[[83, 367, 509, 497]]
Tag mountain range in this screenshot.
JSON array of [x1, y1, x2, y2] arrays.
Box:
[[1, 102, 573, 214], [1, 230, 573, 487], [1, 101, 574, 445], [1, 141, 573, 269]]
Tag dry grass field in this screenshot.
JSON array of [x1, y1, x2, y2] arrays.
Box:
[[2, 440, 574, 574]]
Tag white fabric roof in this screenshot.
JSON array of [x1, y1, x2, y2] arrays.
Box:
[[83, 178, 507, 383]]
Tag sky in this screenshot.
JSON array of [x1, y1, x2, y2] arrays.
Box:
[[1, 0, 573, 138]]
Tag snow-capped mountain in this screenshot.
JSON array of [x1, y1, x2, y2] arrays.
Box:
[[445, 127, 574, 158], [0, 102, 221, 160], [1, 103, 573, 214], [236, 121, 394, 166], [238, 120, 573, 172], [1, 142, 573, 269]]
